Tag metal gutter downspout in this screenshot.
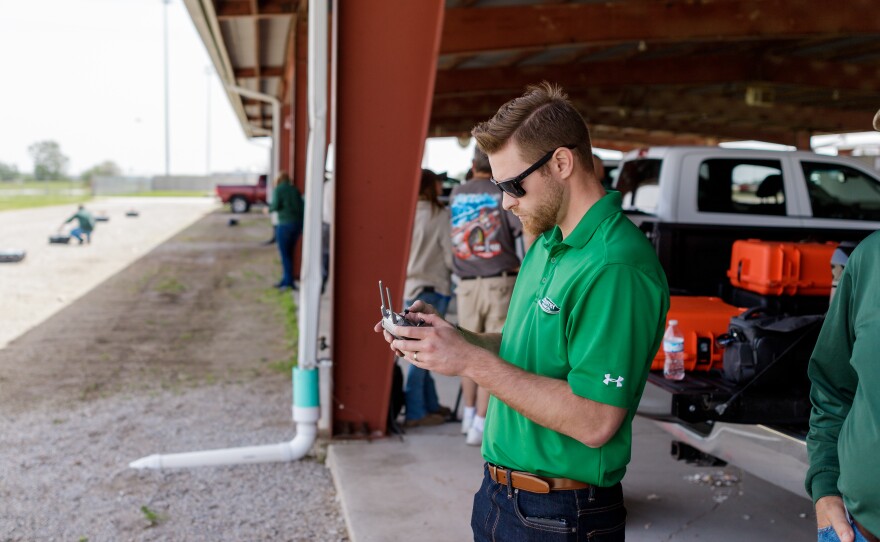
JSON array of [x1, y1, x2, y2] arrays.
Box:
[[128, 0, 330, 470], [225, 85, 281, 192]]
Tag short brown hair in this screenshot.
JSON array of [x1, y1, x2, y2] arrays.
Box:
[[471, 82, 593, 175]]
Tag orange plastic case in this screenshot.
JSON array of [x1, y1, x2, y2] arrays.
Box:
[[651, 296, 747, 372], [727, 240, 838, 296]]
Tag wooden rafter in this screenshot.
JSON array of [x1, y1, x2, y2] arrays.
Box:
[[433, 54, 880, 99], [250, 0, 264, 130], [441, 0, 880, 55], [233, 66, 285, 79], [430, 86, 876, 142], [217, 0, 296, 19]]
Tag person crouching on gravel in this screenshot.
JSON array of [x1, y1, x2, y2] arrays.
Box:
[[61, 204, 95, 245]]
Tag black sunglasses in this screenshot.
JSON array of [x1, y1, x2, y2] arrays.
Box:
[[490, 144, 578, 198]]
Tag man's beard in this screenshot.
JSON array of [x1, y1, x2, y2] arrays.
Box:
[[517, 177, 564, 237]]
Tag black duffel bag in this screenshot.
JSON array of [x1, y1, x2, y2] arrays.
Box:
[[718, 308, 824, 388]]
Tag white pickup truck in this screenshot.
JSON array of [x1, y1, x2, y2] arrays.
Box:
[[619, 146, 880, 497]]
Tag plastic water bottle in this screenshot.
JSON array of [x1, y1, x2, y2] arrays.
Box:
[[663, 319, 686, 381]]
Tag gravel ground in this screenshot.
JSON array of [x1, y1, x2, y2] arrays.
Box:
[[0, 201, 348, 541], [0, 382, 346, 542]]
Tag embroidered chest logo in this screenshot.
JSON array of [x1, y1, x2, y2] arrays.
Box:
[[603, 374, 624, 388], [538, 297, 560, 314]]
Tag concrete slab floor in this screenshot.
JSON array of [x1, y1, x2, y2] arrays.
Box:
[[328, 369, 817, 541]]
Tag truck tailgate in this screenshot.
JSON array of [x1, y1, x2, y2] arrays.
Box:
[[638, 372, 810, 498]]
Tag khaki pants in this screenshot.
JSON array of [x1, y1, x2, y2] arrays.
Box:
[[456, 274, 517, 333]]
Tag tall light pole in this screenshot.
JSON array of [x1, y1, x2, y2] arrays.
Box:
[[163, 0, 171, 176], [205, 65, 212, 175]]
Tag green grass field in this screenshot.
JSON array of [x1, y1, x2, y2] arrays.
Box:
[[110, 190, 212, 198], [0, 180, 91, 211], [0, 181, 212, 211]]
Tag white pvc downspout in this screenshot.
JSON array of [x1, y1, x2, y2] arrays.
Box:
[[129, 0, 329, 470], [128, 368, 320, 469]]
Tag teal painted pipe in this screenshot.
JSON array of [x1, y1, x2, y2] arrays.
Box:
[[293, 367, 320, 408]]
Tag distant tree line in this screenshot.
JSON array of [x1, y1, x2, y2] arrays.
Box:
[[0, 139, 120, 182]]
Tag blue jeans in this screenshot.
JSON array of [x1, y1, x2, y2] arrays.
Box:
[[275, 222, 302, 287], [70, 228, 91, 244], [472, 464, 626, 541], [818, 517, 874, 542], [403, 290, 450, 421]]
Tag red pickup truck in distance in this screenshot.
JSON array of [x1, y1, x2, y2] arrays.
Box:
[[216, 174, 268, 213]]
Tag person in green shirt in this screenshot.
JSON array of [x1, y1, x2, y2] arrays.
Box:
[[806, 229, 880, 542], [267, 171, 304, 291], [376, 82, 668, 541], [61, 205, 95, 245]]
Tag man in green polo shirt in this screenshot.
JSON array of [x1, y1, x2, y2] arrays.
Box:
[[377, 82, 668, 540]]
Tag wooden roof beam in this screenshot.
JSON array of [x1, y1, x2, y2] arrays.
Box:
[[432, 89, 875, 134], [217, 0, 296, 19], [434, 54, 751, 96], [441, 0, 880, 55], [233, 66, 285, 79], [250, 0, 264, 128], [431, 111, 804, 147], [760, 56, 880, 93], [435, 54, 880, 97], [590, 132, 725, 151]]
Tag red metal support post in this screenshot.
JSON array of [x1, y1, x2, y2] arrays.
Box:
[[332, 0, 445, 435]]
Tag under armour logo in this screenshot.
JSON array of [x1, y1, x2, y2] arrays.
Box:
[[603, 374, 624, 388]]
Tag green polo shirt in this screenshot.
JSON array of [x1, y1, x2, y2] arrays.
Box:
[[483, 191, 669, 487]]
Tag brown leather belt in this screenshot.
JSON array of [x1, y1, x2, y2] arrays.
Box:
[[459, 270, 518, 281], [487, 464, 590, 494]]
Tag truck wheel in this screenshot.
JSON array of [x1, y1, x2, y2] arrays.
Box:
[[230, 196, 250, 214]]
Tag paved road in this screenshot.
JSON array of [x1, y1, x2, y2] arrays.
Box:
[[0, 197, 218, 348]]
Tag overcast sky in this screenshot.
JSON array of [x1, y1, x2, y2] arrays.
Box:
[[2, 1, 876, 179], [0, 0, 269, 177]]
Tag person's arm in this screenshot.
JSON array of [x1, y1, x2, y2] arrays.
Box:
[[806, 270, 857, 538], [60, 214, 75, 230], [389, 265, 663, 448], [388, 316, 624, 447], [268, 185, 282, 213]]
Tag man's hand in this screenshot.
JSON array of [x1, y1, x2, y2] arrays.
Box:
[[372, 300, 440, 357], [389, 313, 486, 377], [403, 299, 437, 319], [373, 319, 405, 357], [816, 496, 854, 542]]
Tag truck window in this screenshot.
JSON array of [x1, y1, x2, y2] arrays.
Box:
[[697, 158, 785, 216], [801, 161, 880, 221], [616, 158, 661, 214]]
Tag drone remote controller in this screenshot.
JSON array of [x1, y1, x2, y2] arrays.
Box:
[[378, 280, 426, 340]]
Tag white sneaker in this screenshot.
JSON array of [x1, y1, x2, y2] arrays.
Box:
[[466, 426, 483, 446], [461, 410, 475, 434]]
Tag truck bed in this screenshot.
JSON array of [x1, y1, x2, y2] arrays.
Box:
[[639, 371, 811, 427]]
